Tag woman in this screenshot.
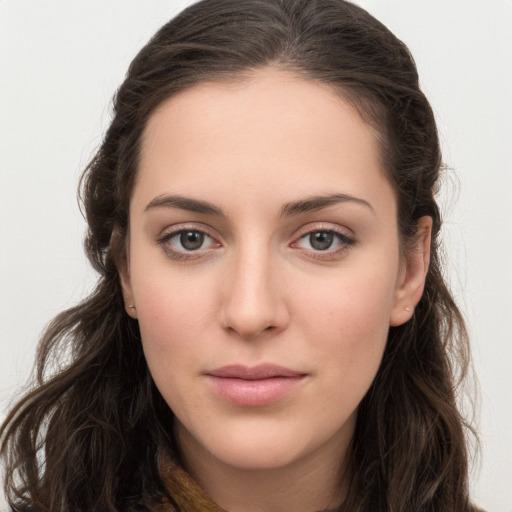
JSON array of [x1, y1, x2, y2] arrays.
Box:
[[0, 0, 481, 510]]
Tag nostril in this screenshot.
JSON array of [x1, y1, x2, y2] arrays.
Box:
[[218, 264, 290, 338]]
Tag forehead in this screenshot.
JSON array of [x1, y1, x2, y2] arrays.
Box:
[[142, 68, 379, 154], [135, 67, 395, 218]]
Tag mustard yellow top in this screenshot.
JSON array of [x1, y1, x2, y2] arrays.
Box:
[[150, 458, 485, 512], [150, 458, 226, 512]]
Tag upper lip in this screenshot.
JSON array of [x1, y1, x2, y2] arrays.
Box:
[[207, 364, 305, 380]]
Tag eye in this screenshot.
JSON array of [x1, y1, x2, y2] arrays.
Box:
[[176, 230, 208, 251], [305, 231, 337, 251], [158, 227, 220, 260], [291, 227, 355, 258]]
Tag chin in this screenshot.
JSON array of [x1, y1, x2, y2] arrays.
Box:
[[184, 416, 344, 472], [210, 437, 308, 471]]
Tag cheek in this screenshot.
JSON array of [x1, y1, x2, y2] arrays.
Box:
[[297, 261, 396, 336], [132, 269, 216, 376], [293, 264, 396, 386], [134, 276, 216, 427]]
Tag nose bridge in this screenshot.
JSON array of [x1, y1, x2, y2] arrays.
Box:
[[220, 236, 286, 338]]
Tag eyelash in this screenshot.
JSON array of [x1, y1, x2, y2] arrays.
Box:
[[157, 224, 355, 261], [290, 226, 356, 260], [157, 226, 220, 261]]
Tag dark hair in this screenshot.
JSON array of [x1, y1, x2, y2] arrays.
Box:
[[1, 0, 477, 510]]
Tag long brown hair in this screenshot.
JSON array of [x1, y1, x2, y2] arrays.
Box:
[[1, 1, 478, 510]]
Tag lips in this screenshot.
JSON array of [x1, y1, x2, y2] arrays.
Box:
[[205, 364, 306, 407]]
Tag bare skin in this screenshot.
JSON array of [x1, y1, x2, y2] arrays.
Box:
[[121, 68, 431, 512]]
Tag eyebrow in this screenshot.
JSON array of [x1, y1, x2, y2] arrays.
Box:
[[144, 192, 374, 217], [144, 194, 225, 216], [281, 193, 374, 217]]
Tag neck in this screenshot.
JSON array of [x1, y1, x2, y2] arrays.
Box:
[[178, 430, 352, 512]]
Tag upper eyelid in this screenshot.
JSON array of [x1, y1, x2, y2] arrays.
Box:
[[292, 222, 354, 239], [158, 227, 221, 259], [159, 222, 219, 239], [289, 224, 356, 254], [157, 225, 223, 255], [157, 222, 354, 244]]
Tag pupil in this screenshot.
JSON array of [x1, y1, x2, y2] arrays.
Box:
[[180, 231, 204, 250], [310, 231, 333, 250]]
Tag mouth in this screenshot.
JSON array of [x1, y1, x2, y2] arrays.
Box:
[[205, 364, 307, 407]]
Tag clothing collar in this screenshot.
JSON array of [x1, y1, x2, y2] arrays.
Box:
[[151, 457, 227, 512]]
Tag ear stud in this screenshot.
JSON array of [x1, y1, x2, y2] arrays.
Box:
[[404, 306, 412, 312], [128, 305, 136, 309]]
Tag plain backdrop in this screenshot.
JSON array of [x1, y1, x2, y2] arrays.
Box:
[[1, 1, 511, 510]]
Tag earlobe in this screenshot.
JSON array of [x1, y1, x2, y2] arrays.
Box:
[[119, 266, 138, 319], [389, 216, 432, 326]]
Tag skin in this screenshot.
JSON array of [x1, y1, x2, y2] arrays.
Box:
[[121, 68, 431, 512]]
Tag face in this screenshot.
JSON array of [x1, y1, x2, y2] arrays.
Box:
[[122, 68, 428, 475]]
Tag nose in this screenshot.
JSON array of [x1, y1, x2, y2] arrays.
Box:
[[219, 245, 290, 340]]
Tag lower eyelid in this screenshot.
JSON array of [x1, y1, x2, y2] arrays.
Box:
[[157, 227, 223, 262], [158, 225, 353, 260], [303, 246, 351, 260], [289, 230, 356, 260]]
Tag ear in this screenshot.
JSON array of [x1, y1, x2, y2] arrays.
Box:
[[119, 265, 138, 319], [389, 216, 432, 326], [112, 225, 138, 320]]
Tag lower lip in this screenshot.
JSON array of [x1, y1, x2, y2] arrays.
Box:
[[206, 375, 305, 407]]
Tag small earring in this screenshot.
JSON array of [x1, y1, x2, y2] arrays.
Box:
[[128, 305, 136, 309], [404, 306, 412, 312]]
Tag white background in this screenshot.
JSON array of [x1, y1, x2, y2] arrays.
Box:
[[0, 1, 511, 510]]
